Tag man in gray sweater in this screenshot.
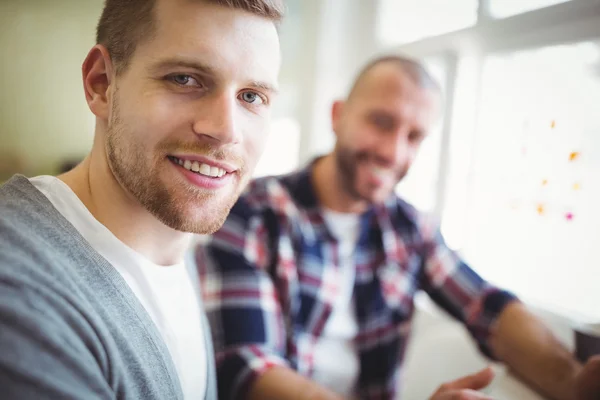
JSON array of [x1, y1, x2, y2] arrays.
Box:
[[0, 0, 283, 398]]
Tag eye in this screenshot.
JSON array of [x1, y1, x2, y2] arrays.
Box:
[[239, 91, 265, 105], [409, 130, 425, 144], [370, 113, 394, 132], [168, 74, 200, 87]]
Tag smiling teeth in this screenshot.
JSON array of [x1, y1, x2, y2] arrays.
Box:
[[174, 157, 226, 178], [372, 166, 393, 179]]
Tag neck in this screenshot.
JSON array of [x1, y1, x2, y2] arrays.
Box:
[[313, 153, 369, 214], [59, 147, 191, 266]]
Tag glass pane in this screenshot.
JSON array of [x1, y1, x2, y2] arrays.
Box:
[[396, 57, 448, 213], [440, 55, 482, 250], [489, 0, 572, 18], [377, 0, 478, 45], [462, 40, 600, 320], [253, 118, 301, 178]]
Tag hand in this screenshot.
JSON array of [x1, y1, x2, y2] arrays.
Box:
[[574, 355, 600, 400], [429, 367, 495, 400]]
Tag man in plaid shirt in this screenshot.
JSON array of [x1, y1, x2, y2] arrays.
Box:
[[196, 56, 600, 400]]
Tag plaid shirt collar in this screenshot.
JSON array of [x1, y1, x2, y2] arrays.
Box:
[[280, 157, 419, 267]]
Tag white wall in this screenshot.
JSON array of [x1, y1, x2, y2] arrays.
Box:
[[0, 0, 104, 177], [277, 0, 382, 165]]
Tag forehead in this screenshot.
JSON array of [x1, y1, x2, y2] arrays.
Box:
[[131, 0, 280, 83], [350, 63, 441, 126]]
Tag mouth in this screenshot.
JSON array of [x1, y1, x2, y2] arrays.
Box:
[[364, 163, 395, 186], [167, 156, 229, 178], [370, 165, 393, 179]]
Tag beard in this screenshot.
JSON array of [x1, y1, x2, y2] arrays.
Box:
[[334, 142, 408, 204], [335, 143, 365, 202], [105, 94, 246, 235]]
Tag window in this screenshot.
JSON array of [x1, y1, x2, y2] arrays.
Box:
[[489, 0, 573, 18], [377, 0, 478, 45], [460, 41, 600, 319], [377, 0, 600, 321], [253, 118, 301, 178]]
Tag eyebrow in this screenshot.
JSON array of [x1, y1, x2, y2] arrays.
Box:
[[149, 58, 279, 95], [247, 80, 279, 95], [151, 58, 213, 73]]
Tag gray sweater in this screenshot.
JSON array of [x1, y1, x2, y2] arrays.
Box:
[[0, 176, 217, 399]]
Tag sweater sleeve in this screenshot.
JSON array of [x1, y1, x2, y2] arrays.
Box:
[[0, 277, 113, 400]]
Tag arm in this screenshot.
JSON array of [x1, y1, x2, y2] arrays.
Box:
[[490, 301, 581, 400], [0, 281, 111, 399], [418, 219, 518, 360], [196, 201, 339, 400], [417, 217, 597, 399], [248, 366, 342, 400]]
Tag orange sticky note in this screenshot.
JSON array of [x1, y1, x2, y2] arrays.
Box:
[[537, 204, 545, 215], [569, 151, 581, 162]]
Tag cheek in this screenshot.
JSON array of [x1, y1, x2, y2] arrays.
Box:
[[124, 94, 190, 144], [349, 124, 380, 150]]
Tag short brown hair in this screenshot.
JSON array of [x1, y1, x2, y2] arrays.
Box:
[[96, 0, 284, 75], [348, 55, 442, 100]]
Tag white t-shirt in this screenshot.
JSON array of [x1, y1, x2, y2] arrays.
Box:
[[312, 209, 361, 397], [30, 176, 207, 399]]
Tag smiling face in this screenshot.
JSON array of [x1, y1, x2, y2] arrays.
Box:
[[101, 0, 280, 234], [331, 61, 440, 205]]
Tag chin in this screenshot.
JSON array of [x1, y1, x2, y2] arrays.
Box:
[[148, 188, 236, 234], [366, 195, 387, 205], [354, 192, 380, 206], [355, 185, 392, 205], [171, 208, 230, 235], [194, 200, 234, 229]]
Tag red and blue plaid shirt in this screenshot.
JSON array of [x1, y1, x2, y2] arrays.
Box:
[[195, 162, 517, 400]]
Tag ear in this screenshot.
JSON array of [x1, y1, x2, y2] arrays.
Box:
[[82, 44, 115, 120], [331, 100, 345, 138]]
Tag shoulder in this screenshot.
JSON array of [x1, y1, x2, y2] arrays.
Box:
[[229, 172, 303, 220], [209, 173, 302, 261], [1, 175, 70, 244], [0, 241, 100, 370], [387, 195, 440, 240], [0, 219, 85, 324], [0, 176, 90, 322]]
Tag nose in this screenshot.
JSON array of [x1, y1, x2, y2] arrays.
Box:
[[192, 90, 240, 144]]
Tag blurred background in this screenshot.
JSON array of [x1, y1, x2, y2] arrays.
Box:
[[1, 1, 600, 395]]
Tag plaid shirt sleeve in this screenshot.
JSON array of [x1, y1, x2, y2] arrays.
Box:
[[417, 214, 519, 359], [194, 197, 289, 400]]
